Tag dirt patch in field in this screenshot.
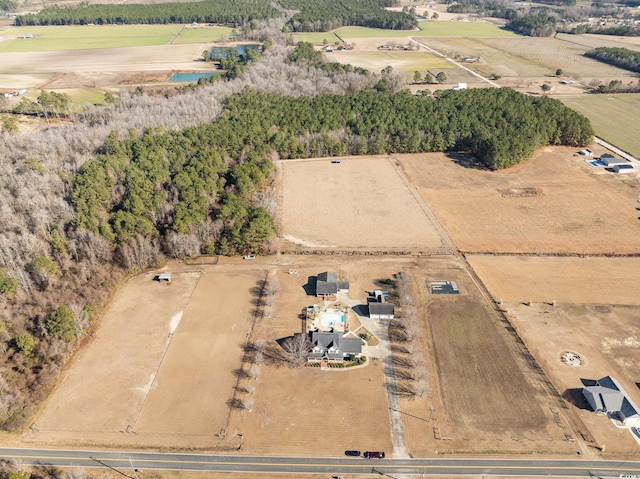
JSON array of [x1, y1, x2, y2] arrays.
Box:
[[467, 255, 640, 305], [279, 156, 449, 250], [506, 301, 640, 454], [396, 147, 640, 254]]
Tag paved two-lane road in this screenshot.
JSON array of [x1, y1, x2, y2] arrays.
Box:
[[1, 447, 639, 477]]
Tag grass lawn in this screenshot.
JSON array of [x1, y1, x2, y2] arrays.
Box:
[[559, 94, 640, 158], [0, 25, 181, 52], [173, 26, 234, 44], [291, 32, 342, 45], [416, 20, 519, 37], [337, 26, 421, 39]]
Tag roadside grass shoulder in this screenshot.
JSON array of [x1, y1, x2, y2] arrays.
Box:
[[0, 25, 180, 52]]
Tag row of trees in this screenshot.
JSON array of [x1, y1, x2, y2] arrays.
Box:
[[199, 86, 592, 170], [15, 0, 416, 31], [15, 0, 280, 26], [506, 11, 558, 36], [585, 46, 640, 73]]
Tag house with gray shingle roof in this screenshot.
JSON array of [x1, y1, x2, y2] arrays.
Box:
[[307, 331, 362, 363], [582, 376, 640, 427], [315, 271, 349, 299]]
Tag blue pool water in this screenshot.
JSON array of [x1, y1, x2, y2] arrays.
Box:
[[169, 72, 217, 83], [321, 312, 345, 328]]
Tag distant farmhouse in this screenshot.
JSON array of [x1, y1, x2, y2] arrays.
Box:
[[582, 376, 640, 427], [600, 154, 628, 167], [307, 331, 362, 364], [315, 271, 349, 299]]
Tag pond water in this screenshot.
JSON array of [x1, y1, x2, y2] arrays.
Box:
[[169, 72, 217, 83]]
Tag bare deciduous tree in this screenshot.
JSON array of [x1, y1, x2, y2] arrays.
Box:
[[281, 333, 312, 368]]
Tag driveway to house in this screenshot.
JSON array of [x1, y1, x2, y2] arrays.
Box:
[[339, 293, 409, 461]]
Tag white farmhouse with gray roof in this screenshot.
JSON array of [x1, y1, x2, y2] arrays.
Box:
[[582, 376, 640, 427], [307, 331, 362, 363]]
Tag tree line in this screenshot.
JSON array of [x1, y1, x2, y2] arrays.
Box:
[[585, 46, 640, 72], [15, 0, 416, 31], [200, 86, 592, 170]]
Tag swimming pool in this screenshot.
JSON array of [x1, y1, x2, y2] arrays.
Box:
[[320, 312, 345, 328]]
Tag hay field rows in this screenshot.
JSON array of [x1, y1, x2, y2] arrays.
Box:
[[0, 25, 234, 52], [279, 156, 447, 250], [327, 50, 453, 74], [415, 20, 518, 37], [397, 148, 640, 254], [0, 25, 181, 52], [398, 261, 575, 457], [559, 94, 640, 158], [417, 36, 638, 78]]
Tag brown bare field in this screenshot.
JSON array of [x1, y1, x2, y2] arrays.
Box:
[[279, 156, 448, 250], [506, 301, 640, 454], [21, 256, 401, 455], [396, 147, 640, 254], [467, 256, 640, 305], [414, 35, 637, 80], [24, 266, 261, 449], [397, 260, 576, 456]]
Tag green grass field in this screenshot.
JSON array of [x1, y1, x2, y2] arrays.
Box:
[[416, 20, 519, 37], [0, 25, 182, 52], [173, 26, 234, 44], [559, 94, 640, 157], [292, 32, 342, 45], [335, 21, 518, 39], [337, 26, 421, 39]]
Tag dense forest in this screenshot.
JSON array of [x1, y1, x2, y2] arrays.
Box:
[[585, 47, 640, 73], [15, 0, 417, 31], [506, 11, 557, 36]]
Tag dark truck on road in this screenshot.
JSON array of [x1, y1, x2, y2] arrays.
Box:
[[363, 451, 385, 459]]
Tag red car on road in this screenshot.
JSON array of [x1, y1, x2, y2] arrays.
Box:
[[364, 451, 385, 459]]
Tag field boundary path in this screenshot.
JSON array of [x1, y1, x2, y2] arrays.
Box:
[[410, 38, 500, 88], [169, 25, 186, 45]]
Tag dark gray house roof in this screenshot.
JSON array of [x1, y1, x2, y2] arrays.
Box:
[[369, 302, 395, 316], [582, 376, 639, 422], [308, 331, 362, 360], [315, 271, 349, 296]]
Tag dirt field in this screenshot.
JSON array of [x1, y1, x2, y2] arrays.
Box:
[[467, 255, 640, 305], [395, 260, 577, 456], [396, 147, 640, 254], [506, 301, 640, 454], [279, 156, 450, 250], [24, 266, 262, 449]]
